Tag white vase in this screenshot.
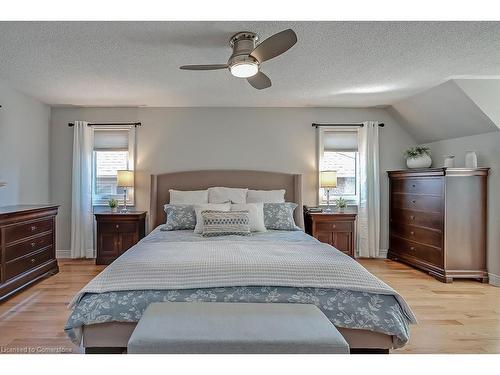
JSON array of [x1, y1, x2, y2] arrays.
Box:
[[444, 155, 455, 168], [465, 151, 477, 168], [407, 154, 432, 169]]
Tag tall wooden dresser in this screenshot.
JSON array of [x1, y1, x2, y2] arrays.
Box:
[[0, 205, 59, 300], [388, 168, 489, 283]]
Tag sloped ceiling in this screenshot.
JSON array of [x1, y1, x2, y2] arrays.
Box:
[[387, 80, 500, 143]]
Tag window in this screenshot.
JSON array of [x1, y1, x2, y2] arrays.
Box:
[[92, 128, 135, 206], [318, 128, 359, 205]]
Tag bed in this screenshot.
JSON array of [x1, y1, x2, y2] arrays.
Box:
[[65, 170, 416, 353]]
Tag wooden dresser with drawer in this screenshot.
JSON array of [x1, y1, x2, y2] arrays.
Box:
[[0, 205, 59, 300], [388, 168, 489, 283]]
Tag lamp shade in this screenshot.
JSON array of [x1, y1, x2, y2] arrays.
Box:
[[117, 170, 134, 188], [320, 170, 337, 188]]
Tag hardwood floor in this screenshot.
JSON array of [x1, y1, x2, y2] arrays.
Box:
[[0, 259, 499, 354]]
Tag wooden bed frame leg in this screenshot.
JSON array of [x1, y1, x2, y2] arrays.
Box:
[[85, 347, 127, 354], [350, 348, 390, 354]]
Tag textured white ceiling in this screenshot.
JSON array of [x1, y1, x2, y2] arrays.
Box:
[[1, 21, 500, 107]]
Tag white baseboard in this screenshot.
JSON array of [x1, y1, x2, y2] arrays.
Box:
[[56, 249, 71, 259], [489, 272, 500, 287], [377, 249, 388, 259], [56, 249, 95, 259]]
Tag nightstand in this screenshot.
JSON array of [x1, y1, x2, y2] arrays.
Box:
[[304, 207, 357, 258], [94, 211, 147, 265]]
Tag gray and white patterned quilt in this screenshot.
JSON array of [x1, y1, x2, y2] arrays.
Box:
[[65, 228, 416, 348]]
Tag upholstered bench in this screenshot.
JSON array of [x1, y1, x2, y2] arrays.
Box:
[[127, 302, 350, 354]]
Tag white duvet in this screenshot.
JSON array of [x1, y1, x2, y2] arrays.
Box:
[[70, 229, 416, 323]]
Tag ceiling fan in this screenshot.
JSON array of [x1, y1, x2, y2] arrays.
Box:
[[179, 29, 297, 90]]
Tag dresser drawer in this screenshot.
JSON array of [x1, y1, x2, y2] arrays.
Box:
[[5, 233, 53, 262], [5, 247, 54, 281], [391, 177, 443, 195], [392, 194, 442, 212], [391, 208, 443, 230], [390, 235, 443, 266], [390, 222, 442, 248], [316, 221, 352, 232], [99, 222, 137, 233], [4, 218, 53, 244]]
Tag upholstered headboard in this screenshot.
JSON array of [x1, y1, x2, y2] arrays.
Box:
[[150, 170, 303, 230]]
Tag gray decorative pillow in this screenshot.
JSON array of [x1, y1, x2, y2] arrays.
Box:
[[263, 202, 300, 231], [201, 210, 250, 237], [162, 204, 196, 231]]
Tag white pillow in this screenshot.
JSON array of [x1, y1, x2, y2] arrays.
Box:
[[247, 189, 286, 203], [169, 189, 208, 204], [231, 203, 266, 232], [208, 187, 248, 204], [193, 203, 231, 234]]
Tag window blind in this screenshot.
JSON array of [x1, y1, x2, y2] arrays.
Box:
[[323, 131, 358, 152], [93, 129, 129, 150]]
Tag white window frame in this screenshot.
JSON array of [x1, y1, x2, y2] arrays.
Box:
[[317, 126, 360, 206], [92, 126, 136, 206]]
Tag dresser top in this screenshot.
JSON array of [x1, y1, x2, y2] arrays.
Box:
[[388, 167, 489, 177], [0, 204, 59, 215]]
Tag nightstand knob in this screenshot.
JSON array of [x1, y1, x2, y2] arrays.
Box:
[[31, 242, 36, 247], [31, 225, 37, 231], [410, 215, 415, 220], [332, 224, 336, 229], [30, 258, 36, 263], [411, 200, 416, 204], [410, 231, 415, 235], [115, 224, 119, 229], [410, 246, 415, 251]]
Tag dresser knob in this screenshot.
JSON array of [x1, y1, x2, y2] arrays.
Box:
[[412, 184, 416, 188], [411, 200, 416, 204], [410, 246, 415, 251], [30, 258, 36, 263], [115, 224, 119, 229], [332, 224, 336, 229], [31, 242, 36, 247], [410, 215, 415, 220], [410, 231, 415, 235], [31, 225, 37, 231]]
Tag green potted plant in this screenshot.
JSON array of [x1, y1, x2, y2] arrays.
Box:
[[108, 198, 119, 213], [335, 197, 347, 213], [405, 146, 432, 169]]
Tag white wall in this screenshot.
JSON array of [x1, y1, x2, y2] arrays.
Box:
[[50, 107, 416, 254], [0, 81, 51, 206], [423, 132, 500, 281]]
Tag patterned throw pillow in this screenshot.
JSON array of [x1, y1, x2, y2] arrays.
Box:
[[263, 202, 300, 231], [201, 210, 251, 237], [162, 204, 196, 231]]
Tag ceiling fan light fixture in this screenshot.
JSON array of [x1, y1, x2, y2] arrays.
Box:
[[229, 61, 259, 78]]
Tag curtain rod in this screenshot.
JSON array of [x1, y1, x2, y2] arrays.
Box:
[[68, 122, 142, 127], [312, 122, 385, 128]]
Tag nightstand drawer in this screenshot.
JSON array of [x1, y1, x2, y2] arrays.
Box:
[[99, 222, 137, 233], [316, 221, 352, 232]]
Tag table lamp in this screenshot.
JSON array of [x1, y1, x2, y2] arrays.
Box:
[[320, 170, 337, 212], [117, 170, 134, 213]]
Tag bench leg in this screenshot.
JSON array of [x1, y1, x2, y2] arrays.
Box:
[[350, 348, 390, 354], [85, 347, 126, 354]]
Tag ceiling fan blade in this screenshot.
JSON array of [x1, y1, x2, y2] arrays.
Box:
[[179, 64, 228, 70], [247, 71, 272, 90], [250, 29, 297, 63]]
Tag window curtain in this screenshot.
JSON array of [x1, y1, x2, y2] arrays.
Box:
[[357, 121, 380, 258], [70, 121, 94, 259]]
